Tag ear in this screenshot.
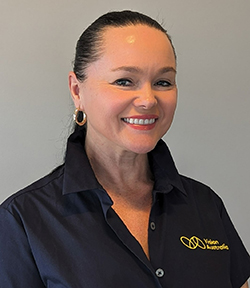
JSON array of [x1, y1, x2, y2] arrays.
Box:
[[68, 71, 82, 109]]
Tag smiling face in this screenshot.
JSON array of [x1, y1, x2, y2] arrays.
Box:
[[70, 24, 177, 155]]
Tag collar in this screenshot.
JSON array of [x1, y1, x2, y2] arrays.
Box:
[[148, 139, 186, 196], [62, 129, 102, 195], [62, 129, 186, 196]]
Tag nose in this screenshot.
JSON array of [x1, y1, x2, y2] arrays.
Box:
[[133, 84, 157, 110]]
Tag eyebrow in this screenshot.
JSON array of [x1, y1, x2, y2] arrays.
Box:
[[111, 66, 177, 74]]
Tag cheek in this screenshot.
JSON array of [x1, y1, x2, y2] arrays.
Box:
[[97, 87, 133, 113], [171, 98, 178, 114], [84, 89, 131, 121], [163, 92, 178, 115]]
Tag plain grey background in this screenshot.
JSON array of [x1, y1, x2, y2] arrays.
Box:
[[1, 0, 249, 255]]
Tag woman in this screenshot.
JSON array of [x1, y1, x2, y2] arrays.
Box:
[[0, 10, 249, 288]]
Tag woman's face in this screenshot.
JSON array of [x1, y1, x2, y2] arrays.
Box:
[[71, 24, 177, 155]]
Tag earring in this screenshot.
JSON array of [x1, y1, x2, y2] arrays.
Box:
[[73, 108, 87, 126]]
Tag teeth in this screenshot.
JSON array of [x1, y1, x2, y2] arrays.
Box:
[[123, 118, 156, 125]]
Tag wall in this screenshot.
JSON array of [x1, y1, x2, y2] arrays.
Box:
[[0, 0, 249, 253]]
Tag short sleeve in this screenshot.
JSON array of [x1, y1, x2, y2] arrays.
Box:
[[0, 206, 45, 288], [219, 200, 250, 288]]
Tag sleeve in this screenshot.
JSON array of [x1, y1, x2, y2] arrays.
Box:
[[0, 206, 45, 288], [219, 200, 250, 288]]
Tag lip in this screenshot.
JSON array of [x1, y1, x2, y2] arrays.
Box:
[[121, 114, 158, 130]]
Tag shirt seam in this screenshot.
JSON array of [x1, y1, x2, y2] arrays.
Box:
[[4, 167, 65, 210]]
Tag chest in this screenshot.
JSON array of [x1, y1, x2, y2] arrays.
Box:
[[26, 191, 232, 288], [112, 204, 151, 258]]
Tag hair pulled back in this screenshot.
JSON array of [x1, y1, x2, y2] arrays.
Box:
[[73, 10, 176, 82]]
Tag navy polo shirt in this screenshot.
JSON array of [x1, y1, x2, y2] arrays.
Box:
[[1, 129, 250, 288]]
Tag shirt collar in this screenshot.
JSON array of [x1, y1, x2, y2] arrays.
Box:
[[148, 139, 186, 196], [62, 129, 186, 196], [62, 129, 102, 195]]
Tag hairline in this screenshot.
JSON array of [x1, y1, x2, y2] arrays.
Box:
[[81, 24, 176, 81]]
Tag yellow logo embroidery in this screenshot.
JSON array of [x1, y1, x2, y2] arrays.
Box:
[[180, 236, 229, 251]]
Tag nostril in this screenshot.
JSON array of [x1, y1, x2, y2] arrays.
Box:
[[133, 95, 157, 109]]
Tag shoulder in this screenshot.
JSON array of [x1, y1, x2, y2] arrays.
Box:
[[179, 174, 224, 212], [0, 164, 65, 212], [180, 174, 218, 196]]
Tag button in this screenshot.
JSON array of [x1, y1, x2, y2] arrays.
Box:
[[150, 221, 156, 230], [155, 268, 164, 278]]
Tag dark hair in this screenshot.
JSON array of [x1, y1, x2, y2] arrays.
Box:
[[73, 10, 176, 82]]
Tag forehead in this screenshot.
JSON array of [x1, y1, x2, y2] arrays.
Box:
[[98, 24, 176, 68]]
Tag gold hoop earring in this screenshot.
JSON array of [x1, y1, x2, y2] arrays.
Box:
[[73, 108, 87, 126]]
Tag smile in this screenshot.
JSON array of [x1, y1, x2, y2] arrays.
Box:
[[122, 118, 157, 125]]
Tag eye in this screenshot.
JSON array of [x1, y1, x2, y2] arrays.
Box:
[[114, 78, 133, 87], [154, 80, 172, 87]]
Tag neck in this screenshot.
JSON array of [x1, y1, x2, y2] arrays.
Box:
[[85, 135, 154, 194]]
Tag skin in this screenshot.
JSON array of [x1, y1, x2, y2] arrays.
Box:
[[242, 282, 249, 288], [69, 25, 177, 156], [69, 25, 250, 285]]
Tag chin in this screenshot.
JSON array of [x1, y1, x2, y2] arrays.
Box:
[[127, 131, 165, 154], [125, 140, 158, 155]]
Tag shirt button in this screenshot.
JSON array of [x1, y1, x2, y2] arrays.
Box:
[[150, 221, 156, 231], [155, 268, 164, 278]]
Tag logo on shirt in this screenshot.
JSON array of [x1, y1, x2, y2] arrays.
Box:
[[180, 236, 229, 251]]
